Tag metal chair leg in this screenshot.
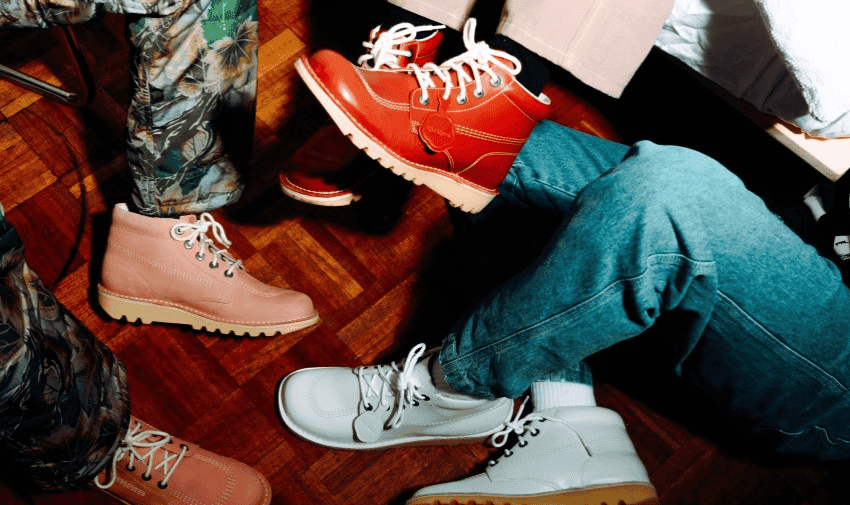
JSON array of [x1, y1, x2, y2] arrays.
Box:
[[0, 25, 95, 108]]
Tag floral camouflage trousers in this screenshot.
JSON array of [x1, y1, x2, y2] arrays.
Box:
[[0, 0, 256, 492], [0, 0, 258, 216], [0, 212, 130, 492]]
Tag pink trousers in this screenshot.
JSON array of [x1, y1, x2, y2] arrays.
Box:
[[387, 0, 674, 97]]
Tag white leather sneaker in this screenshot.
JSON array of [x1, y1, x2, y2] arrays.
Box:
[[407, 401, 658, 505], [277, 344, 514, 449]]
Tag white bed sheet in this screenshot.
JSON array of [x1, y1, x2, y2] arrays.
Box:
[[654, 0, 850, 139]]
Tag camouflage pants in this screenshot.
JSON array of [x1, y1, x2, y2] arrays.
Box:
[[0, 0, 258, 216], [0, 211, 130, 492]]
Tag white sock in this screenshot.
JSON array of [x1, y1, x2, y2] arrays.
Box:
[[530, 381, 596, 411]]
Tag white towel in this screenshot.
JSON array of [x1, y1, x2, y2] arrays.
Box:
[[753, 0, 850, 123]]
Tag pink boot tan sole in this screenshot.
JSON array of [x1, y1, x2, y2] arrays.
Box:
[[98, 285, 320, 337]]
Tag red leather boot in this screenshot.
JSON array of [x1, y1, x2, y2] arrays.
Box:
[[295, 19, 551, 213], [281, 23, 444, 206]]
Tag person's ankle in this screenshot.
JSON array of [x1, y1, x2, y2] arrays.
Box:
[[530, 381, 596, 410], [429, 355, 477, 398], [383, 4, 441, 38], [489, 35, 549, 96]]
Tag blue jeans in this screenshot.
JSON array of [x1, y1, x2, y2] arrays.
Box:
[[439, 120, 850, 459]]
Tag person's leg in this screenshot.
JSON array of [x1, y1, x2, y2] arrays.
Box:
[[405, 121, 655, 505], [295, 16, 552, 213], [275, 122, 629, 451], [125, 0, 258, 217], [1, 0, 258, 216], [497, 0, 675, 98], [384, 0, 474, 32], [100, 0, 320, 337], [4, 0, 259, 216], [1, 1, 307, 337], [384, 0, 549, 96], [0, 207, 130, 492], [2, 0, 255, 216], [0, 0, 182, 28], [439, 121, 850, 458], [0, 207, 271, 503], [409, 119, 850, 504], [448, 119, 631, 403], [280, 6, 446, 207]]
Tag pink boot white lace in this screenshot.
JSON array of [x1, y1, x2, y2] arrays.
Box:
[[98, 204, 319, 336]]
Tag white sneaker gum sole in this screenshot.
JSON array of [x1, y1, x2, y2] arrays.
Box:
[[295, 57, 496, 214], [98, 285, 320, 337], [406, 483, 660, 505]]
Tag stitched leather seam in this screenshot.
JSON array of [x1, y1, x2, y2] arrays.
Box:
[[358, 68, 410, 110], [454, 125, 528, 144], [502, 92, 538, 122], [311, 62, 456, 175], [171, 456, 234, 504], [410, 119, 526, 145], [111, 244, 214, 287], [456, 151, 516, 180], [240, 284, 282, 297], [374, 94, 409, 111], [411, 400, 509, 428]]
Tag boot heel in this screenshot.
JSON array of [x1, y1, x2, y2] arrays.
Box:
[[98, 286, 156, 324]]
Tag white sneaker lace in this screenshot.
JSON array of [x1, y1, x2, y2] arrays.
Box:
[[94, 420, 188, 490], [356, 343, 429, 429], [487, 397, 545, 464], [169, 213, 244, 277], [357, 22, 445, 69], [408, 18, 521, 106]]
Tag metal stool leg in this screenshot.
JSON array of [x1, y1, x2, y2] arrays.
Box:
[[0, 25, 95, 108]]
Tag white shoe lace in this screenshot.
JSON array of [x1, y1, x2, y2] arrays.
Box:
[[487, 397, 544, 465], [408, 18, 521, 106], [170, 212, 244, 278], [357, 22, 445, 69], [356, 343, 430, 429], [95, 420, 188, 490]]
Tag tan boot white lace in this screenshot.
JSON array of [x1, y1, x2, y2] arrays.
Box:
[[358, 22, 445, 69], [95, 420, 188, 490], [170, 212, 244, 278], [409, 18, 521, 106]]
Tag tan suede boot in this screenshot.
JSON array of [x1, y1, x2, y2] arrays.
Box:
[[95, 417, 271, 505]]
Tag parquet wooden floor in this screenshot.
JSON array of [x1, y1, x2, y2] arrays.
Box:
[[0, 1, 846, 504]]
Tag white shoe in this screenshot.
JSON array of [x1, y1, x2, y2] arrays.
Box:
[[277, 344, 514, 449], [407, 401, 658, 505]]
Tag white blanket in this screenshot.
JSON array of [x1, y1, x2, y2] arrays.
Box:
[[753, 0, 850, 123], [655, 0, 850, 137]]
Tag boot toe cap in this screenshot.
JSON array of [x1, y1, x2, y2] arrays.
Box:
[[278, 368, 361, 446]]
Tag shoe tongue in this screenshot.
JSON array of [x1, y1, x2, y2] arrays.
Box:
[[179, 214, 197, 223], [360, 351, 434, 400], [412, 353, 436, 390]]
